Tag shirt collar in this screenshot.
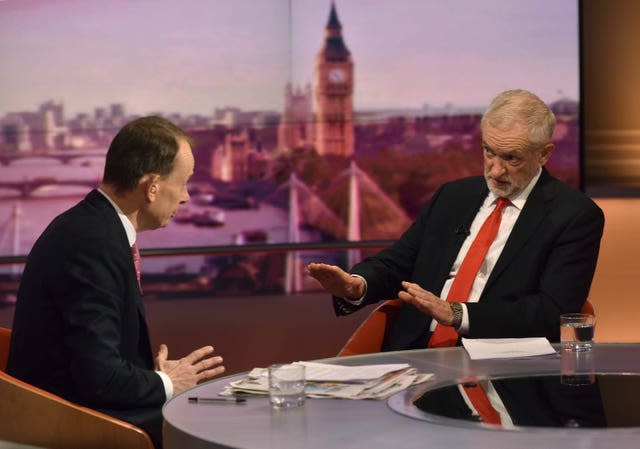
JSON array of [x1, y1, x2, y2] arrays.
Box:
[[486, 168, 542, 210], [97, 188, 137, 246]]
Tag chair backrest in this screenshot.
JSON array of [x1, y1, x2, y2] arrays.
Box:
[[336, 299, 596, 357], [0, 326, 10, 371], [0, 326, 155, 449], [581, 299, 595, 316], [337, 299, 403, 356]]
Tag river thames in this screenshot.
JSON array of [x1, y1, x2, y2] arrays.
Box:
[[0, 156, 322, 276]]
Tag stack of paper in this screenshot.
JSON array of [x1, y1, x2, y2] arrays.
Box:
[[219, 361, 433, 400]]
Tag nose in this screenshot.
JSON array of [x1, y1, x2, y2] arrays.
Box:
[[489, 159, 507, 178], [181, 188, 190, 204]]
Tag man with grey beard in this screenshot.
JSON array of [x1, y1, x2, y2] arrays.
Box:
[[308, 89, 604, 351]]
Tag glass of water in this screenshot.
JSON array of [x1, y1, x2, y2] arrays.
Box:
[[268, 363, 306, 409], [560, 313, 596, 352]]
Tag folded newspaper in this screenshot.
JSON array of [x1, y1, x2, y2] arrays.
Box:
[[219, 361, 433, 400]]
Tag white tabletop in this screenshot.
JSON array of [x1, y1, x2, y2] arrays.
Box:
[[163, 344, 640, 449]]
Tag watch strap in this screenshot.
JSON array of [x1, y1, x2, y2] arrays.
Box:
[[450, 302, 463, 328]]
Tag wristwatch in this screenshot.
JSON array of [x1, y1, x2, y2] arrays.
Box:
[[450, 302, 463, 328]]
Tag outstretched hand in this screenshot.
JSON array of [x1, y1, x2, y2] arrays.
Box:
[[398, 281, 454, 326], [155, 344, 225, 395], [306, 263, 365, 300]]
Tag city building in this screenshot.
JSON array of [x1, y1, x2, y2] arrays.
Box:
[[313, 2, 354, 158], [277, 83, 314, 151]]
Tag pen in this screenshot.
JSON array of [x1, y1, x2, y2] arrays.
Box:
[[188, 396, 246, 404]]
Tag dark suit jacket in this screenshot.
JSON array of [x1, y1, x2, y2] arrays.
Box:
[[7, 190, 165, 433], [335, 170, 604, 351]]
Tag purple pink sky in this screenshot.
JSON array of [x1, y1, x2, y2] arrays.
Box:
[[0, 0, 579, 117]]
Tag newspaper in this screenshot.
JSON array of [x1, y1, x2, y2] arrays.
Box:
[[219, 362, 434, 400]]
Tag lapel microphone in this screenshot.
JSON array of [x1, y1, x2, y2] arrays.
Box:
[[454, 225, 470, 236]]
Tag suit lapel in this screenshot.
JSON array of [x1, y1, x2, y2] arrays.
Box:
[[433, 180, 489, 292], [86, 190, 148, 311], [484, 170, 554, 293]]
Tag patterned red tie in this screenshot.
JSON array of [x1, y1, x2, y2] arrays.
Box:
[[428, 197, 509, 348], [131, 243, 142, 293]]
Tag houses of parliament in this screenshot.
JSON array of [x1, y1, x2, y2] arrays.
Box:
[[0, 1, 578, 196], [212, 1, 356, 184], [277, 2, 355, 158]]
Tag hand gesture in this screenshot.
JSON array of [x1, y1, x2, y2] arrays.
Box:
[[155, 344, 225, 394], [398, 281, 455, 326], [306, 263, 365, 300]]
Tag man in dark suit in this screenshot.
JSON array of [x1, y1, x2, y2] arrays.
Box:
[[7, 116, 226, 448], [308, 89, 604, 350]]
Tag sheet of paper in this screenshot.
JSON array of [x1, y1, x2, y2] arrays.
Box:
[[461, 337, 557, 360], [293, 361, 412, 382]]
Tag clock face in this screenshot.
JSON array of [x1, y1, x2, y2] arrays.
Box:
[[328, 68, 346, 83]]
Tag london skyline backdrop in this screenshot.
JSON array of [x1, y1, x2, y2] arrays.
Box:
[[0, 0, 579, 118]]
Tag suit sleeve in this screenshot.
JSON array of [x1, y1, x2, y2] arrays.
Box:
[[333, 185, 447, 315]]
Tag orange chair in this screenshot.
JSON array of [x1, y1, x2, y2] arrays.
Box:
[[337, 299, 403, 356], [581, 299, 595, 316], [0, 326, 155, 449], [0, 326, 10, 371], [337, 299, 596, 357]]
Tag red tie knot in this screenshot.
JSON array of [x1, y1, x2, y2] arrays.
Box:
[[495, 197, 509, 211]]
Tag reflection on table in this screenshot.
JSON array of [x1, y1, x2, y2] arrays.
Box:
[[411, 373, 640, 428], [163, 344, 640, 449]]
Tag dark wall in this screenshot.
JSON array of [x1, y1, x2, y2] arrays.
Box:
[[144, 293, 372, 374], [0, 293, 372, 375]]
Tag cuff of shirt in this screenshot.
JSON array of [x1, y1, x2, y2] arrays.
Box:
[[340, 274, 367, 305], [458, 303, 470, 335], [156, 370, 174, 402]]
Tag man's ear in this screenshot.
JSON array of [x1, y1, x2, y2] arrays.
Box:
[[139, 173, 160, 202], [538, 143, 554, 167]]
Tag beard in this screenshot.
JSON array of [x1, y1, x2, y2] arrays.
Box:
[[484, 163, 540, 198], [485, 174, 517, 197]]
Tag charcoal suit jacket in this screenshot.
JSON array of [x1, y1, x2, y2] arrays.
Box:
[[8, 189, 165, 434], [334, 169, 604, 351]]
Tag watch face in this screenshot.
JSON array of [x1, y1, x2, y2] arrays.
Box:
[[328, 68, 346, 83]]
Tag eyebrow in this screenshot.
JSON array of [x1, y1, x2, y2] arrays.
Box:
[[482, 141, 524, 156]]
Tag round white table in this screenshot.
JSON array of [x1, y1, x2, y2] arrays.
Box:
[[163, 344, 640, 449]]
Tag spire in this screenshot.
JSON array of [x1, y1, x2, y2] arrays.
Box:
[[321, 1, 350, 62], [327, 1, 341, 29]]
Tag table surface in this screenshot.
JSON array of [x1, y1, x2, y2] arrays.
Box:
[[163, 343, 640, 449]]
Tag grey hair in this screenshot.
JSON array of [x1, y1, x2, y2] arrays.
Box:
[[481, 89, 556, 148]]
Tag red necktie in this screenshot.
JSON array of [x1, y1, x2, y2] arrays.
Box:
[[427, 199, 508, 427], [131, 243, 142, 293], [428, 197, 509, 348], [462, 381, 501, 425]]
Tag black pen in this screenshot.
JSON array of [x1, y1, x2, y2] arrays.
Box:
[[188, 396, 246, 404]]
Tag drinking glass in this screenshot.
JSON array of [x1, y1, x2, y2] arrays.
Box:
[[268, 364, 306, 409], [560, 313, 596, 352]]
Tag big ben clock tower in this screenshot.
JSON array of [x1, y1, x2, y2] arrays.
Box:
[[314, 2, 354, 158]]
